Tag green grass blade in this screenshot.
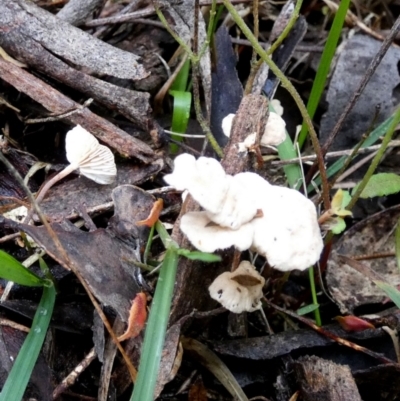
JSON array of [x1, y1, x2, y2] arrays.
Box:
[[270, 103, 302, 188], [177, 249, 222, 262], [277, 134, 302, 188], [374, 280, 400, 309], [396, 218, 400, 271], [170, 58, 190, 92], [169, 90, 192, 153], [131, 247, 179, 401], [297, 303, 320, 316], [308, 113, 397, 192], [0, 283, 56, 401], [297, 0, 351, 147], [0, 250, 46, 287]]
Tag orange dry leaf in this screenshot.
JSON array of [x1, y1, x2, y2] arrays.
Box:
[[136, 198, 163, 227], [334, 315, 375, 332], [118, 292, 147, 342]]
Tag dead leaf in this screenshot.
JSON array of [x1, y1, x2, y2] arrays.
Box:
[[326, 205, 400, 313], [0, 185, 156, 322], [188, 375, 207, 401], [136, 198, 164, 227], [118, 292, 147, 342], [334, 316, 375, 332], [320, 34, 400, 151]]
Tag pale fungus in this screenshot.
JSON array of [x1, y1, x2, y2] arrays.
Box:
[[208, 261, 265, 313], [221, 111, 286, 147], [165, 154, 323, 272], [34, 125, 117, 204]]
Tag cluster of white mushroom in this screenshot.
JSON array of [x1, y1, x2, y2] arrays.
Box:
[[164, 153, 323, 273], [164, 152, 323, 313]]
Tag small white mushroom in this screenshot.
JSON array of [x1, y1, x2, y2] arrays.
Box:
[[250, 185, 324, 271], [209, 261, 265, 313], [205, 172, 270, 229], [165, 154, 324, 272], [222, 113, 236, 138], [65, 125, 117, 185], [164, 153, 229, 214], [221, 111, 286, 148], [180, 211, 254, 252], [35, 125, 117, 204], [260, 112, 286, 147], [270, 99, 284, 116]]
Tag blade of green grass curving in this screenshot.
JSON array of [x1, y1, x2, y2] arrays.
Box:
[[396, 218, 400, 271], [374, 281, 400, 309], [271, 103, 302, 188], [0, 282, 56, 401], [130, 247, 179, 401], [297, 0, 351, 147], [169, 58, 192, 153], [309, 113, 397, 192], [0, 250, 46, 287]]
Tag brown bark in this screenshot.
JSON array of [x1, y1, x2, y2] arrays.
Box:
[[0, 0, 162, 137], [0, 57, 155, 162], [293, 356, 362, 401]]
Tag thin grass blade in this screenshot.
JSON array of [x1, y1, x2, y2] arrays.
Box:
[[297, 0, 351, 147], [130, 247, 179, 401], [0, 250, 46, 287], [0, 283, 56, 401]]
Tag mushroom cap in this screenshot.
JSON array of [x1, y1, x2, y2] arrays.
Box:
[[251, 185, 324, 271], [222, 111, 286, 147], [65, 125, 117, 184], [172, 154, 324, 272], [221, 113, 236, 138], [260, 112, 286, 147], [206, 172, 271, 229], [164, 153, 229, 214], [180, 211, 254, 253], [209, 261, 265, 313]]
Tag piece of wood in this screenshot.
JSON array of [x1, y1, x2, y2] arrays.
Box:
[[57, 0, 105, 26], [0, 0, 162, 136], [293, 356, 362, 401], [169, 94, 269, 323], [0, 57, 155, 162]]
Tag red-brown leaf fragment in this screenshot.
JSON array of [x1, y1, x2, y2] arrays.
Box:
[[136, 198, 163, 227], [118, 292, 147, 342], [334, 315, 375, 332]]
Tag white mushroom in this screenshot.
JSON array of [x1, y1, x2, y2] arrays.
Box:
[[35, 125, 117, 204], [164, 153, 229, 214], [250, 185, 324, 271], [165, 155, 268, 229], [180, 211, 254, 252], [65, 125, 117, 184], [270, 99, 284, 116], [165, 154, 324, 272], [209, 261, 265, 313], [260, 112, 286, 147], [221, 111, 286, 147], [205, 172, 270, 229], [222, 113, 236, 138]]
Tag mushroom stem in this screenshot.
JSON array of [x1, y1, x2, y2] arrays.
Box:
[[35, 164, 78, 204], [23, 163, 77, 224]]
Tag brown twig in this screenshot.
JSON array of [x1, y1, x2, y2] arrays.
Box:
[[52, 348, 97, 399], [264, 297, 397, 365]]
